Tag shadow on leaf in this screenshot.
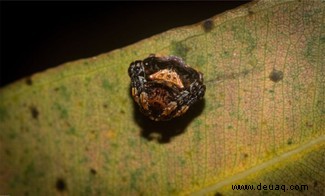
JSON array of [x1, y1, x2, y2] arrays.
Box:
[[130, 88, 205, 143]]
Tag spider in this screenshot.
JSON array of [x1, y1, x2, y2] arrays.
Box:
[[128, 54, 205, 121]]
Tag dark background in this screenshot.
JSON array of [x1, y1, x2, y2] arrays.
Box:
[[0, 1, 250, 87]]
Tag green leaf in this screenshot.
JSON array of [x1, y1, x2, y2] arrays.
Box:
[[1, 0, 324, 195]]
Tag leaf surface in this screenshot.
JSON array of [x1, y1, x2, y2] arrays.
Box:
[[0, 0, 324, 195]]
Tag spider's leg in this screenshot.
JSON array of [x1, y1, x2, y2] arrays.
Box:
[[176, 81, 205, 106]]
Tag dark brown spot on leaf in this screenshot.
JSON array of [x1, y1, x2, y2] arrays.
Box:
[[90, 168, 97, 175], [314, 180, 318, 187], [56, 178, 66, 192], [25, 77, 33, 85], [214, 192, 223, 196], [243, 69, 250, 76], [30, 106, 39, 120], [269, 69, 283, 82], [306, 121, 313, 128], [287, 138, 293, 145], [203, 19, 214, 32], [248, 9, 254, 15]]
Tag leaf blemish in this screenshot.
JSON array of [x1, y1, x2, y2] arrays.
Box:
[[25, 77, 33, 85], [306, 121, 313, 128], [269, 69, 283, 82], [56, 178, 67, 192], [102, 79, 112, 90], [287, 138, 293, 145], [214, 192, 223, 196], [53, 103, 68, 119], [30, 106, 39, 120], [0, 106, 8, 122], [314, 180, 318, 187], [196, 55, 206, 66], [171, 41, 189, 60], [90, 168, 97, 175], [202, 19, 214, 32], [248, 9, 254, 15]]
